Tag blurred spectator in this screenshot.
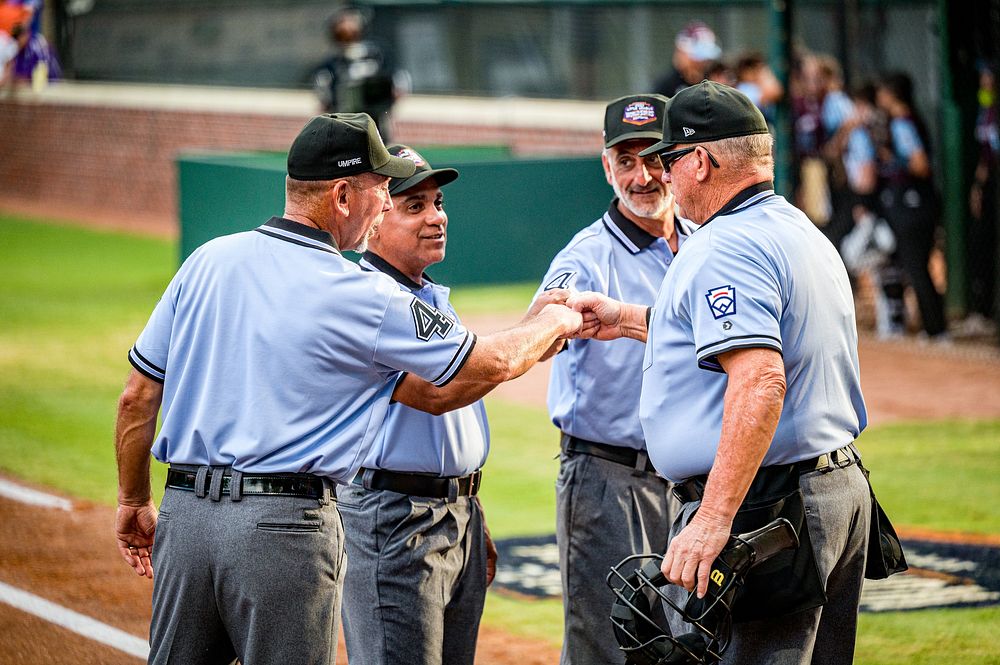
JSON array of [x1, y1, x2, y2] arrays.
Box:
[[833, 83, 906, 338], [706, 59, 735, 87], [0, 0, 29, 86], [7, 0, 60, 90], [817, 55, 856, 250], [963, 62, 999, 337], [791, 53, 832, 226], [652, 21, 721, 97], [312, 6, 400, 140], [876, 71, 948, 340], [735, 51, 783, 124]]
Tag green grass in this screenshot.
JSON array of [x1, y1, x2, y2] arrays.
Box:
[[856, 420, 1000, 534], [449, 281, 539, 317], [1, 214, 999, 662]]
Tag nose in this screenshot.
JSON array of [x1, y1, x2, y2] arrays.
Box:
[[660, 170, 671, 185], [637, 163, 653, 185]]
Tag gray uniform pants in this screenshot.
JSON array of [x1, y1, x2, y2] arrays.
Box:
[[149, 482, 344, 665], [336, 484, 487, 665], [557, 450, 676, 665], [670, 461, 871, 665]]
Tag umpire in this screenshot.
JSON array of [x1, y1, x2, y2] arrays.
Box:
[[534, 93, 683, 665], [338, 144, 495, 665], [114, 113, 582, 665], [571, 81, 871, 664]]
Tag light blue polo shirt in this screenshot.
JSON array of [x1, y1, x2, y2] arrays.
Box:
[[537, 201, 685, 450], [128, 217, 476, 483], [640, 185, 867, 482], [357, 252, 490, 477]]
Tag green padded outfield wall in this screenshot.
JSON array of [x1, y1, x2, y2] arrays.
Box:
[[178, 148, 613, 286]]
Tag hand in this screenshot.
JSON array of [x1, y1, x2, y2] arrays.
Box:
[[567, 291, 626, 341], [524, 288, 571, 320], [539, 303, 582, 339], [661, 511, 732, 598], [116, 500, 158, 579]]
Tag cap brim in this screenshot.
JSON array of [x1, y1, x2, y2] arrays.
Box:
[[372, 155, 418, 178], [605, 130, 666, 149], [389, 168, 459, 195], [637, 139, 677, 157]]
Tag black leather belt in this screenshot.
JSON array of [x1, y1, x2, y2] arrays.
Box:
[[353, 468, 482, 499], [563, 435, 657, 474], [166, 468, 326, 500], [672, 444, 858, 504]]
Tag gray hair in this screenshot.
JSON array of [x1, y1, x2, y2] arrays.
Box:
[[711, 134, 775, 175]]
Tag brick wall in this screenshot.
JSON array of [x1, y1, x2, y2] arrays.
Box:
[[0, 94, 601, 236]]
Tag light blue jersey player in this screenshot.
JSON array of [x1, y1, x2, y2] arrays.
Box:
[[338, 145, 493, 665], [534, 94, 684, 665], [571, 81, 875, 663], [640, 185, 867, 481]]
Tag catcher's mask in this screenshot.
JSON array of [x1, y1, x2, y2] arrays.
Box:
[[607, 518, 799, 665]]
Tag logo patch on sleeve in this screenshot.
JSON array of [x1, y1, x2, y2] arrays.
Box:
[[544, 271, 576, 290], [706, 285, 737, 319], [410, 298, 455, 341]]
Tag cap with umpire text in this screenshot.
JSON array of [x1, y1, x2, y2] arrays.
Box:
[[639, 81, 768, 156], [386, 145, 460, 195], [603, 94, 670, 148], [287, 113, 415, 180]]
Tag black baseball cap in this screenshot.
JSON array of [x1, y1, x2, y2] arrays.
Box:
[[287, 113, 415, 181], [638, 81, 768, 156], [603, 94, 669, 148], [386, 145, 460, 195]]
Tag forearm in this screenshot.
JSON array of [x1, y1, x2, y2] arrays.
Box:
[[115, 371, 163, 505], [465, 308, 574, 383], [393, 375, 495, 415], [619, 304, 650, 343], [697, 349, 785, 525]]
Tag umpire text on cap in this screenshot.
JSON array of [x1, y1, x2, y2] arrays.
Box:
[[639, 81, 769, 156], [603, 94, 670, 148], [386, 144, 460, 195], [287, 113, 416, 181]]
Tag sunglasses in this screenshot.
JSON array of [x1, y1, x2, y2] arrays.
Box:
[[657, 146, 720, 173]]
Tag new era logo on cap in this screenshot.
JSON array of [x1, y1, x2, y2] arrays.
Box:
[[637, 81, 769, 157], [622, 101, 658, 126]]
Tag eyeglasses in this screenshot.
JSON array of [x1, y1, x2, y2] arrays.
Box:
[[657, 146, 720, 173]]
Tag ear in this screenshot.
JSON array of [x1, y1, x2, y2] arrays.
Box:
[[695, 148, 713, 183], [330, 180, 352, 218], [601, 151, 615, 187]]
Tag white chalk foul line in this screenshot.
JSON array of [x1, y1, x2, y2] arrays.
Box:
[[0, 479, 73, 511], [0, 581, 149, 659]]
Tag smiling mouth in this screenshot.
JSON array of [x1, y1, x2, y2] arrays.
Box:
[[422, 233, 445, 240]]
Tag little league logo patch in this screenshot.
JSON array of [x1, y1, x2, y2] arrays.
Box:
[[706, 285, 737, 319], [622, 101, 658, 126], [395, 147, 426, 167]]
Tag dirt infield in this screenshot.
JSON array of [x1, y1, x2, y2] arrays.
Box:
[[0, 489, 561, 665], [1, 324, 998, 664]]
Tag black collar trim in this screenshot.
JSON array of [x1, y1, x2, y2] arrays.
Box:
[[361, 251, 432, 290], [702, 182, 775, 226], [602, 199, 659, 253], [256, 217, 340, 254]]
